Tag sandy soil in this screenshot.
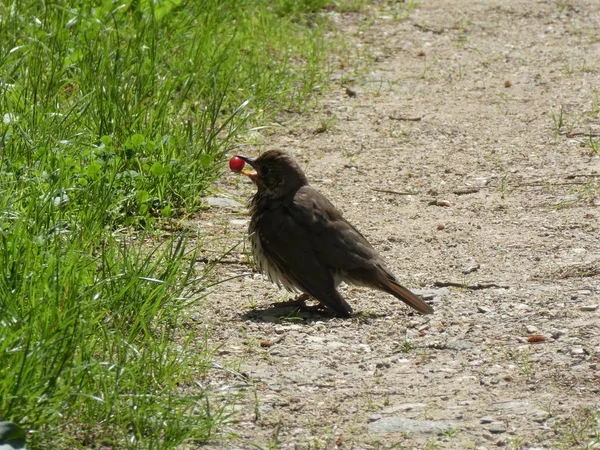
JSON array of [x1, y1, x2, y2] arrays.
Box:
[[190, 1, 600, 449]]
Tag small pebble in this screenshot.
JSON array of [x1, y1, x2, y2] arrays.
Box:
[[345, 86, 357, 97], [482, 432, 495, 442], [486, 422, 507, 434], [579, 304, 599, 312], [525, 325, 538, 334], [551, 329, 566, 339], [463, 261, 480, 274]]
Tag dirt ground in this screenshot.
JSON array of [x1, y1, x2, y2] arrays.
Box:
[[191, 1, 600, 449]]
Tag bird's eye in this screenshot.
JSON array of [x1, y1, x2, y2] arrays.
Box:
[[261, 166, 271, 176]]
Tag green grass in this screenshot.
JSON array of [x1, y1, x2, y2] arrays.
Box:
[[553, 406, 600, 449], [0, 0, 332, 447]]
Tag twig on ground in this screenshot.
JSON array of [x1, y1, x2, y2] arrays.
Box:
[[559, 130, 600, 138], [412, 22, 444, 34], [453, 187, 480, 195], [211, 361, 252, 383], [433, 281, 510, 290], [372, 188, 420, 196], [197, 256, 249, 265], [511, 180, 592, 188], [565, 174, 600, 179], [388, 114, 423, 121]]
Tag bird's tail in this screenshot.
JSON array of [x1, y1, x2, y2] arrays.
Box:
[[374, 270, 433, 314], [385, 279, 434, 314]]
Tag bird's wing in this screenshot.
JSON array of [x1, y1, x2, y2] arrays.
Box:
[[256, 204, 353, 316], [289, 186, 382, 271], [287, 186, 434, 315]]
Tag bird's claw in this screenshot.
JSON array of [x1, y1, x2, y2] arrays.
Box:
[[270, 293, 310, 309], [271, 294, 330, 314]]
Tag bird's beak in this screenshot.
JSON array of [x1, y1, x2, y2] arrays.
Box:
[[236, 155, 258, 181]]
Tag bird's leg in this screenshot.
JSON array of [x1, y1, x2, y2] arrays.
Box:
[[271, 293, 310, 308]]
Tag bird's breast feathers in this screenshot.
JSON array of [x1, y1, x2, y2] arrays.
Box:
[[248, 220, 300, 293]]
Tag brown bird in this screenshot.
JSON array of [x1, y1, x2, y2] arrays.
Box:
[[236, 150, 433, 318]]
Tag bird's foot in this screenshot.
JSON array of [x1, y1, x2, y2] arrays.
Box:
[[271, 293, 310, 308], [272, 294, 333, 315]]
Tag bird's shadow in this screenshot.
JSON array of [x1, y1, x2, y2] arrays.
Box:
[[240, 304, 333, 324], [240, 304, 390, 324]]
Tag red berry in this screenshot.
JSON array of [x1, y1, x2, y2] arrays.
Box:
[[229, 156, 245, 173]]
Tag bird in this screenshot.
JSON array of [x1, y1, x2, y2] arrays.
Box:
[[235, 150, 434, 318]]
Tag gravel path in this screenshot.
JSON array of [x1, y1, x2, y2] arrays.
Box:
[[191, 2, 600, 448]]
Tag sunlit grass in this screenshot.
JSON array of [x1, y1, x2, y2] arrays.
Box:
[[0, 0, 331, 447]]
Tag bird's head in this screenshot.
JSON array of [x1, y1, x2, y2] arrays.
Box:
[[236, 150, 308, 197]]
